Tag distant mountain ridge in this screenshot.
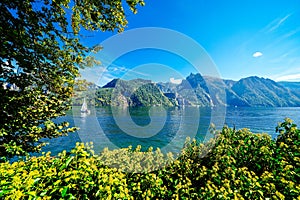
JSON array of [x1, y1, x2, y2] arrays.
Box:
[[230, 77, 300, 107], [95, 73, 300, 107]]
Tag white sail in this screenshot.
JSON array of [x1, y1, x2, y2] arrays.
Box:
[[81, 98, 89, 112]]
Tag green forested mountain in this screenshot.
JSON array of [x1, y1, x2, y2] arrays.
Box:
[[95, 79, 174, 107], [94, 74, 300, 107]]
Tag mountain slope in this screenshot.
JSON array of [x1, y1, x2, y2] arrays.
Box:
[[231, 76, 300, 107], [202, 76, 248, 107], [95, 74, 300, 107], [96, 79, 174, 107], [278, 81, 300, 97]]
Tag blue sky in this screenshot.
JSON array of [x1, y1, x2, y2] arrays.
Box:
[[80, 0, 300, 85]]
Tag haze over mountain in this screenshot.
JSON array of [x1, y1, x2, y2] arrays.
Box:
[[94, 73, 300, 107]]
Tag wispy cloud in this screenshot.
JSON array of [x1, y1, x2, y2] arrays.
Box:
[[106, 64, 127, 73], [106, 64, 150, 77], [126, 69, 150, 77], [281, 28, 300, 39], [275, 73, 300, 81], [239, 13, 295, 55], [95, 63, 153, 85], [272, 65, 300, 81], [264, 14, 292, 33], [269, 48, 299, 64], [264, 28, 300, 51]]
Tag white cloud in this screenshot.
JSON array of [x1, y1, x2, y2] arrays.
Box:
[[275, 73, 300, 81], [252, 51, 263, 58], [107, 64, 127, 73], [265, 14, 291, 33], [170, 77, 182, 84]]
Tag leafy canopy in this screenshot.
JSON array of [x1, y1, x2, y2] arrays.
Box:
[[0, 0, 144, 158]]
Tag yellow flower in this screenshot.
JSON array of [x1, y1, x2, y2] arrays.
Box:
[[12, 190, 24, 200]]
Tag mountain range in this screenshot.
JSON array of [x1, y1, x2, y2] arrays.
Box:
[[94, 73, 300, 107]]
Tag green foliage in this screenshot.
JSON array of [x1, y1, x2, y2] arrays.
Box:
[[96, 79, 175, 107], [129, 83, 174, 107], [95, 88, 114, 106], [1, 119, 299, 199], [72, 79, 97, 106], [0, 0, 144, 158], [0, 143, 130, 199]]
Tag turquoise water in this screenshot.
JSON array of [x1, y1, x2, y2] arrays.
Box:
[[42, 106, 300, 155]]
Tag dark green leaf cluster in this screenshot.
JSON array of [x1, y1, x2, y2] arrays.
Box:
[[0, 118, 299, 199]]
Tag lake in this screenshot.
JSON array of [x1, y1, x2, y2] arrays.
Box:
[[43, 106, 300, 156]]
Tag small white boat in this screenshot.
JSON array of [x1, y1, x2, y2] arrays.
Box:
[[81, 98, 90, 116]]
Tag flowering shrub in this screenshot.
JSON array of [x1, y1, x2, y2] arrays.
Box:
[[0, 118, 299, 199]]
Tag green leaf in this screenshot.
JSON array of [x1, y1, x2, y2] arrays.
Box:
[[0, 190, 12, 198], [61, 186, 68, 198], [60, 156, 74, 170]]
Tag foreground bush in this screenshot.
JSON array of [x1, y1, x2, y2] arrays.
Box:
[[0, 118, 299, 199]]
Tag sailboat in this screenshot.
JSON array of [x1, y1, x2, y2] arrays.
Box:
[[81, 98, 90, 116]]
